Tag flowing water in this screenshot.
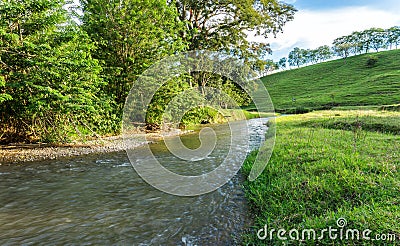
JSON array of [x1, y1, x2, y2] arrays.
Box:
[[0, 118, 269, 245]]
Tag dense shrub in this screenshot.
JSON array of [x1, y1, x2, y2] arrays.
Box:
[[366, 55, 378, 67]]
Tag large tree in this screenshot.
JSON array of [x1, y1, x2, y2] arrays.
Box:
[[173, 0, 296, 66]]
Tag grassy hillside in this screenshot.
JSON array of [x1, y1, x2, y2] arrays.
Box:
[[260, 49, 400, 113]]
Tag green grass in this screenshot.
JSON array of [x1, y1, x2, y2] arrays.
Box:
[[292, 110, 400, 135], [214, 109, 276, 122], [241, 110, 400, 245], [260, 50, 400, 113], [242, 110, 277, 120]]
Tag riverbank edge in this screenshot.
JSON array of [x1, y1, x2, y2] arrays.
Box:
[[0, 129, 193, 165], [0, 110, 276, 165]]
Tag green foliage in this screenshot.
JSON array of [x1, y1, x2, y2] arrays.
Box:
[[174, 0, 296, 68], [144, 76, 192, 128], [1, 0, 298, 142], [260, 50, 400, 113], [79, 0, 296, 131], [387, 26, 400, 49], [143, 72, 252, 129], [288, 47, 305, 67], [242, 111, 400, 245], [80, 0, 186, 106], [180, 106, 221, 126], [0, 0, 117, 143], [316, 45, 333, 61], [277, 57, 287, 70], [369, 28, 387, 52], [0, 75, 12, 103], [332, 38, 352, 59], [366, 55, 378, 68]]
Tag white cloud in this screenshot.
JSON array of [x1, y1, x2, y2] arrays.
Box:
[[248, 6, 400, 60]]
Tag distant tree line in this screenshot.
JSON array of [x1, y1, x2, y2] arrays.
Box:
[[271, 26, 400, 71], [332, 27, 400, 59]]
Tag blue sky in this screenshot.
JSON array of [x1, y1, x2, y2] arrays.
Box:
[[249, 0, 400, 61], [291, 0, 397, 10]]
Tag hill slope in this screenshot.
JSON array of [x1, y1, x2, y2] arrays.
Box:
[[260, 49, 400, 113]]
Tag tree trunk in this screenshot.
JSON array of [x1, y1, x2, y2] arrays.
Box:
[[17, 21, 22, 42]]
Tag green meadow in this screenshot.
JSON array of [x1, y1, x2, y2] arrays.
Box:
[[242, 51, 400, 245]]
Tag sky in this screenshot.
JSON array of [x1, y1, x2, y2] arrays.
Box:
[[248, 0, 400, 61]]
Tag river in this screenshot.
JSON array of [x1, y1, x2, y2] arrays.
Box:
[[0, 118, 269, 245]]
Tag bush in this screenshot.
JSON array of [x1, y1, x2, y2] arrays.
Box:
[[366, 55, 378, 67], [180, 106, 221, 127], [276, 107, 312, 114]]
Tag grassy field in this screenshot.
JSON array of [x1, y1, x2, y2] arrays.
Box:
[[241, 111, 399, 245], [256, 49, 400, 113]]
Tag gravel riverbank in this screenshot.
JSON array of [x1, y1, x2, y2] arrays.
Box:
[[0, 130, 191, 165]]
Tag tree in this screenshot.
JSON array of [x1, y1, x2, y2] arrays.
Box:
[[261, 59, 277, 75], [333, 43, 352, 60], [80, 0, 186, 107], [336, 33, 363, 56], [387, 26, 400, 49], [249, 42, 274, 74], [305, 49, 318, 64], [369, 28, 387, 52], [288, 47, 306, 68], [347, 32, 363, 55], [277, 57, 287, 70], [332, 37, 352, 59], [1, 0, 112, 143], [316, 45, 332, 62], [145, 0, 296, 127], [359, 29, 375, 53], [288, 47, 303, 67], [173, 0, 296, 66]]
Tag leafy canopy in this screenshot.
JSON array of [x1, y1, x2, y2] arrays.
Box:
[[173, 0, 296, 67]]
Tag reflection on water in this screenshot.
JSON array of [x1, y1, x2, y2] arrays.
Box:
[[0, 118, 269, 245]]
